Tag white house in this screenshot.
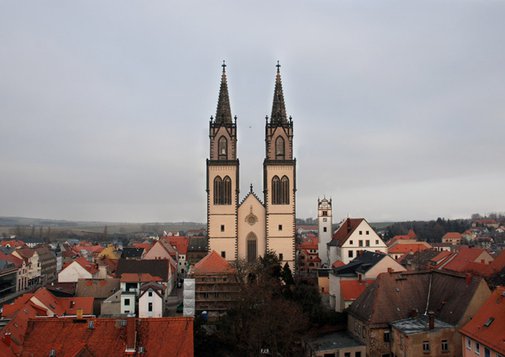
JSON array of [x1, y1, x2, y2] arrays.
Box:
[[58, 257, 98, 283], [328, 218, 387, 265], [138, 282, 165, 318]]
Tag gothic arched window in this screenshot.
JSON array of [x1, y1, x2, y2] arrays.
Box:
[[272, 175, 290, 205], [246, 232, 257, 263], [213, 176, 232, 205], [281, 175, 290, 204], [275, 136, 285, 160], [218, 136, 228, 160]]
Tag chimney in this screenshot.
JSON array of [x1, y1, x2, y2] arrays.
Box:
[[3, 332, 11, 347], [428, 311, 435, 330], [465, 273, 472, 286], [125, 317, 136, 353], [346, 219, 351, 233], [409, 308, 418, 318]]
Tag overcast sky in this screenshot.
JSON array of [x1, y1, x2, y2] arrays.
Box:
[[1, 1, 504, 223]]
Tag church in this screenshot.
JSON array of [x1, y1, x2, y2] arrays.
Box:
[[206, 62, 296, 268]]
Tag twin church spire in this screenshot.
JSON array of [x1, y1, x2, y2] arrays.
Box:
[[213, 60, 289, 126]]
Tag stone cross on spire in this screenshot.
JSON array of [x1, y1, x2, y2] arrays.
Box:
[[215, 60, 233, 124], [270, 61, 288, 125]]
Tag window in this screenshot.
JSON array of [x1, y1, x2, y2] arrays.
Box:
[[279, 253, 283, 261], [323, 218, 327, 222], [218, 136, 228, 160], [348, 250, 354, 258], [213, 176, 232, 205], [278, 224, 283, 231], [356, 353, 362, 357], [475, 342, 480, 354], [376, 240, 379, 245], [359, 231, 363, 235], [344, 353, 351, 357], [247, 233, 257, 263], [441, 340, 448, 352], [272, 175, 290, 205], [124, 299, 130, 306], [366, 240, 370, 247], [366, 230, 369, 235], [275, 136, 285, 159], [359, 240, 363, 247], [220, 224, 225, 232], [466, 337, 472, 350], [148, 291, 153, 297], [221, 251, 226, 258], [148, 302, 153, 312], [484, 347, 490, 357], [349, 240, 353, 245], [322, 210, 328, 216], [323, 227, 327, 232], [383, 331, 390, 342], [423, 341, 430, 353]]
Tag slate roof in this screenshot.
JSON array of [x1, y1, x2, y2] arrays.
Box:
[[121, 247, 144, 259], [333, 251, 387, 276], [459, 286, 505, 354], [348, 270, 487, 328], [188, 237, 208, 252], [116, 259, 169, 282], [7, 317, 194, 357]]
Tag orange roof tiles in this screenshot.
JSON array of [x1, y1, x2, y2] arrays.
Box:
[[164, 236, 189, 255], [120, 273, 162, 283], [340, 279, 373, 301], [388, 243, 430, 254], [332, 260, 345, 268], [192, 250, 234, 274], [74, 257, 99, 274], [460, 286, 505, 355], [442, 247, 491, 273], [442, 232, 462, 240], [10, 317, 194, 357]]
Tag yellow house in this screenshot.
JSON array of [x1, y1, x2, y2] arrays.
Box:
[[98, 245, 120, 260]]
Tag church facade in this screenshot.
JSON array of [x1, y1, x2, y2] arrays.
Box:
[[206, 62, 296, 268]]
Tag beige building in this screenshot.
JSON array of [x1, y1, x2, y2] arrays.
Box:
[[207, 62, 296, 268]]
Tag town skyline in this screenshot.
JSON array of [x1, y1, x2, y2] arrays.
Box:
[[1, 1, 504, 223]]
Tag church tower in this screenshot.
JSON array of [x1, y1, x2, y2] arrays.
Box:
[[264, 62, 296, 268], [317, 197, 332, 267], [207, 62, 239, 261]]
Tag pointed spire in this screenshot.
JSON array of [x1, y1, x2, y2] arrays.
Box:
[[215, 60, 233, 124], [270, 61, 288, 124]]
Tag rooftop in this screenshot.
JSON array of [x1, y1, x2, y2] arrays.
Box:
[[392, 315, 454, 335]]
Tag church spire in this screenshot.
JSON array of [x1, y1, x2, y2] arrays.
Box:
[[270, 61, 288, 125], [215, 60, 233, 124]]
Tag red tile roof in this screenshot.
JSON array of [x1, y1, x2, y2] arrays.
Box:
[[388, 243, 430, 254], [0, 240, 26, 248], [460, 286, 505, 355], [340, 279, 374, 301], [120, 273, 162, 283], [332, 260, 346, 268], [441, 247, 491, 273], [192, 250, 234, 274], [10, 317, 194, 357], [442, 232, 462, 240], [164, 236, 189, 255], [73, 257, 99, 274], [331, 218, 365, 247], [387, 229, 417, 246], [0, 251, 23, 268], [132, 242, 152, 252]]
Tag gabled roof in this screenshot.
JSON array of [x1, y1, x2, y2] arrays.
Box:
[[192, 250, 234, 274], [340, 280, 374, 301], [333, 251, 387, 276], [72, 257, 99, 275], [442, 232, 462, 240], [116, 259, 169, 282], [459, 286, 505, 354], [163, 236, 189, 255], [121, 247, 145, 259], [348, 270, 487, 328], [441, 247, 492, 273], [388, 243, 431, 255], [75, 278, 120, 299], [0, 251, 23, 268], [331, 218, 367, 247], [13, 317, 194, 357], [120, 273, 162, 283]]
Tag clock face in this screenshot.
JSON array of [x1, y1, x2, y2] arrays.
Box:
[[320, 202, 329, 209]]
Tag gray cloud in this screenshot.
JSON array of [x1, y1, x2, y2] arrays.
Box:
[[1, 1, 504, 222]]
